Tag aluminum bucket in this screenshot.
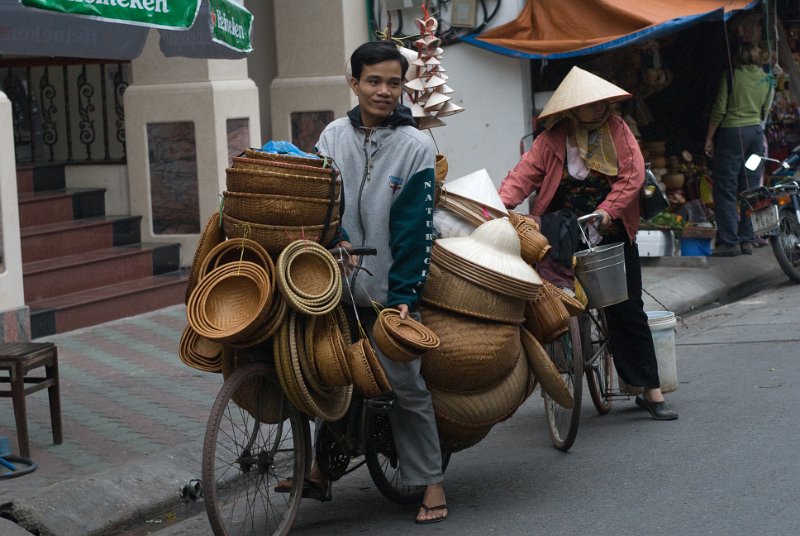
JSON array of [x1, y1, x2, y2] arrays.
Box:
[[574, 242, 628, 308]]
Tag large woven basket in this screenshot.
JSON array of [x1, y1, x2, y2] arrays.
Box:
[[221, 344, 285, 424], [421, 261, 525, 323], [435, 410, 493, 449], [524, 281, 571, 344], [187, 261, 272, 344], [508, 211, 552, 264], [431, 351, 528, 425], [418, 304, 520, 393], [185, 212, 226, 304], [222, 191, 340, 227], [233, 154, 339, 179], [226, 166, 341, 200], [244, 148, 331, 168], [222, 213, 340, 258], [196, 238, 275, 292]]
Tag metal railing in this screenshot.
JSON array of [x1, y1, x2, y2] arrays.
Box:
[[1, 57, 131, 165]]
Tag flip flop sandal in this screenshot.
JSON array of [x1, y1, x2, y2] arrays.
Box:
[[273, 478, 332, 502], [415, 503, 448, 525]]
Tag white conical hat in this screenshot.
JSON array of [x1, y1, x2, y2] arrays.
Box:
[[405, 78, 426, 92], [425, 75, 447, 89], [442, 169, 507, 215], [437, 218, 542, 285], [424, 92, 450, 109], [436, 101, 464, 117], [409, 102, 427, 118], [538, 66, 631, 119], [417, 116, 446, 129]]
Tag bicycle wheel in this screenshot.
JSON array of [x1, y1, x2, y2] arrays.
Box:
[[582, 310, 614, 415], [542, 316, 583, 452], [365, 412, 451, 505], [770, 208, 800, 283], [202, 362, 309, 536]]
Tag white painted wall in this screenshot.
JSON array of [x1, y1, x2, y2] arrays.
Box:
[[0, 91, 25, 311]]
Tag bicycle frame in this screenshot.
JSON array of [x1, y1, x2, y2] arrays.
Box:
[[583, 310, 630, 401]]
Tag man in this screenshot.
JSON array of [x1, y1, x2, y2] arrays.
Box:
[[315, 40, 448, 525]]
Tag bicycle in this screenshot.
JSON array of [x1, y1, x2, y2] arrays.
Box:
[[541, 316, 583, 451], [200, 245, 449, 536]]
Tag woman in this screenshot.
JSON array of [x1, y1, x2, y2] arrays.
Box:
[[704, 42, 774, 256], [499, 66, 677, 420]]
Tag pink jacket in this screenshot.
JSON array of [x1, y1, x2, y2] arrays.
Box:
[[499, 115, 643, 241]]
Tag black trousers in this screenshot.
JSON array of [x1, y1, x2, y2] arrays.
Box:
[[598, 234, 661, 389]]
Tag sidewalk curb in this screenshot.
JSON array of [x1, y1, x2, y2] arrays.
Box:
[[1, 447, 202, 536]]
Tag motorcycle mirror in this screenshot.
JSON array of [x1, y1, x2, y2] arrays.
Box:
[[744, 154, 790, 171], [745, 154, 763, 171]]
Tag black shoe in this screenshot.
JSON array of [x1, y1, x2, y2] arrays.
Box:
[[740, 243, 753, 255], [635, 396, 679, 420], [712, 243, 740, 257]]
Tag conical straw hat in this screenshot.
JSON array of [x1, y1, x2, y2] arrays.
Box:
[[538, 66, 631, 120], [436, 218, 542, 286], [442, 169, 508, 215]]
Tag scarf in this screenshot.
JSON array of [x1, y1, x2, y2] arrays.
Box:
[[567, 107, 618, 176]]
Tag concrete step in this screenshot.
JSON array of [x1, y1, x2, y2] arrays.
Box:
[[17, 188, 106, 228], [29, 271, 188, 337], [16, 163, 66, 193], [23, 243, 180, 302], [20, 215, 141, 263]]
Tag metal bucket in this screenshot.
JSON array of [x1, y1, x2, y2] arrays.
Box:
[[574, 242, 628, 308]]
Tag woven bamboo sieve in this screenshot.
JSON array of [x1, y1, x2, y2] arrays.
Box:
[[220, 345, 286, 424], [421, 261, 526, 323], [520, 327, 573, 409], [418, 304, 520, 393], [196, 238, 275, 292], [507, 211, 552, 263], [524, 281, 571, 344], [187, 261, 272, 344], [430, 351, 529, 425], [185, 212, 226, 304], [221, 213, 340, 258], [276, 240, 342, 316], [225, 291, 288, 350], [379, 308, 440, 351], [222, 191, 341, 227], [225, 167, 341, 199]]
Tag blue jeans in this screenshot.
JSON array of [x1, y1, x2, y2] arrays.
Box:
[[712, 125, 764, 246]]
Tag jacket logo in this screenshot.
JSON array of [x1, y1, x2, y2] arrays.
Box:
[[388, 175, 404, 193]]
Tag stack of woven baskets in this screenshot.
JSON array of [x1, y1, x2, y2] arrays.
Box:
[[222, 149, 342, 258]]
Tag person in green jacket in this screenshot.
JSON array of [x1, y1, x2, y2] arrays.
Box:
[[704, 41, 774, 256]]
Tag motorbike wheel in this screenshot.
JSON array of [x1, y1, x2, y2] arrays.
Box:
[[770, 208, 800, 283]]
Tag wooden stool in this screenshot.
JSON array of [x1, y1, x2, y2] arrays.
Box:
[[0, 342, 63, 458]]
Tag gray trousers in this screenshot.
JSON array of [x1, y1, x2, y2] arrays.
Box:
[[360, 308, 444, 487], [712, 125, 764, 246]]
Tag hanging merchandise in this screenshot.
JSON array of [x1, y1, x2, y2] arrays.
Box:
[[404, 11, 465, 129]]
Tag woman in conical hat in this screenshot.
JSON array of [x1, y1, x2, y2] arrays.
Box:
[[498, 66, 678, 420]]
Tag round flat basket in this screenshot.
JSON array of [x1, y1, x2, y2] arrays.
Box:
[[418, 304, 520, 393], [430, 351, 528, 425], [373, 316, 420, 363], [185, 212, 226, 304], [225, 166, 341, 200], [222, 191, 340, 227], [178, 325, 223, 373], [520, 327, 573, 409], [187, 261, 272, 344], [276, 240, 342, 316], [307, 311, 352, 387], [243, 148, 331, 168], [379, 308, 440, 351], [345, 339, 383, 398], [233, 153, 339, 179], [422, 261, 525, 323], [222, 213, 340, 258], [197, 238, 275, 293]]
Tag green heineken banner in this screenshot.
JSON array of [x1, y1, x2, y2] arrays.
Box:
[[20, 0, 201, 30], [208, 0, 252, 52]]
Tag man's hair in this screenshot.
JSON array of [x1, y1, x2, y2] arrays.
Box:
[[735, 42, 760, 66], [350, 41, 408, 81]]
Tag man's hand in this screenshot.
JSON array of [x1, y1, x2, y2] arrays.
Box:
[[396, 304, 409, 319], [333, 240, 359, 272]]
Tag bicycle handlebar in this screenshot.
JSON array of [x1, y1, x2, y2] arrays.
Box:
[[327, 245, 377, 257], [577, 213, 602, 225]]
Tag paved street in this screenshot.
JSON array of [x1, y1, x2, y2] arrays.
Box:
[[121, 280, 800, 536]]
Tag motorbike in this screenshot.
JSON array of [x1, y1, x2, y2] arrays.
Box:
[[741, 149, 800, 283]]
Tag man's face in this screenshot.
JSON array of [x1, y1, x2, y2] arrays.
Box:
[[349, 59, 404, 128]]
